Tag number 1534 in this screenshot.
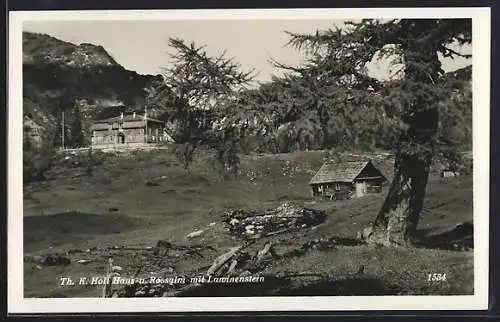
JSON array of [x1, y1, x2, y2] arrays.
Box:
[[427, 273, 446, 281]]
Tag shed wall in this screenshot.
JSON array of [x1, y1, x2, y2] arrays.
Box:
[[310, 179, 384, 199], [356, 178, 385, 193], [311, 182, 353, 199]]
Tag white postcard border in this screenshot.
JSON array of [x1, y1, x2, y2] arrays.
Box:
[[8, 7, 491, 313]]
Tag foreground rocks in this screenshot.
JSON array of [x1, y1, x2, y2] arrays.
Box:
[[223, 202, 327, 238]]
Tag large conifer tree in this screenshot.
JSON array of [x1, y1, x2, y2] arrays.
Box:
[[282, 19, 472, 246], [147, 38, 255, 171]]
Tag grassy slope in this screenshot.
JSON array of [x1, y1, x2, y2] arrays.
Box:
[[23, 148, 473, 297]]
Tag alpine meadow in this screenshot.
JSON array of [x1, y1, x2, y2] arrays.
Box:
[[21, 18, 476, 299]]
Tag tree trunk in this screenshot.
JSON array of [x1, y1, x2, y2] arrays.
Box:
[[365, 35, 441, 247], [366, 101, 438, 247], [365, 148, 432, 246]]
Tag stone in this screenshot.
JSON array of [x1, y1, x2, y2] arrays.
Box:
[[186, 229, 204, 239], [362, 227, 373, 239]]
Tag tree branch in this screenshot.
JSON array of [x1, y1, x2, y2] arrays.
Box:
[[439, 45, 472, 59]]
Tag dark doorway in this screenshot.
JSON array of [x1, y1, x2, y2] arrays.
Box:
[[118, 133, 125, 144]]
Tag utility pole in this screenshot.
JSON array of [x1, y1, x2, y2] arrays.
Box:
[[61, 109, 65, 150], [144, 107, 148, 144]]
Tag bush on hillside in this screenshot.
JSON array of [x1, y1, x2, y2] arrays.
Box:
[[23, 138, 56, 183], [173, 143, 196, 170]]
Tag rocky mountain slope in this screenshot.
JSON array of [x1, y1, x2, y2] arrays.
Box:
[[23, 31, 162, 151], [23, 32, 118, 68]]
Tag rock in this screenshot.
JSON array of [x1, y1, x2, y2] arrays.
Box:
[[362, 227, 373, 239], [77, 259, 93, 265], [66, 248, 83, 255], [208, 222, 216, 227], [186, 229, 204, 239], [135, 290, 146, 296], [145, 180, 159, 187], [156, 240, 172, 248], [223, 202, 327, 238]]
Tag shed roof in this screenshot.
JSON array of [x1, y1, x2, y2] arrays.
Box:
[[309, 160, 382, 185]]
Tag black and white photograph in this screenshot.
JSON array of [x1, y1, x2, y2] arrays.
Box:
[[8, 8, 490, 312]]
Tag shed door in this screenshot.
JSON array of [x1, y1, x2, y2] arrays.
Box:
[[355, 181, 366, 198]]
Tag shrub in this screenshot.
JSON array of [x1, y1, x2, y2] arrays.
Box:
[[174, 143, 196, 170], [23, 137, 56, 183]]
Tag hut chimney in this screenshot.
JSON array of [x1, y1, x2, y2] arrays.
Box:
[[133, 112, 136, 118]]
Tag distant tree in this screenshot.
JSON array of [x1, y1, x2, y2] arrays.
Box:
[[174, 142, 196, 170], [229, 48, 391, 153], [435, 68, 472, 171], [281, 19, 472, 246], [147, 38, 255, 172], [70, 103, 85, 148], [54, 88, 77, 149]]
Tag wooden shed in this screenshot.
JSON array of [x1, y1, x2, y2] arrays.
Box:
[[309, 160, 387, 200]]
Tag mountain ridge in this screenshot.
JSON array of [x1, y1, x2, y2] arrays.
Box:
[[23, 31, 119, 68], [22, 31, 162, 158]]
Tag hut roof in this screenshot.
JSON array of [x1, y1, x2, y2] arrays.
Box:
[[94, 114, 164, 124], [90, 122, 110, 131], [309, 160, 381, 185]]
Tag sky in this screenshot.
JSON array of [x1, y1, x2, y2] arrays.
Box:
[[23, 20, 473, 84]]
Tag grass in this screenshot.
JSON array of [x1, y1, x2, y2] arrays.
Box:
[[23, 147, 474, 297]]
